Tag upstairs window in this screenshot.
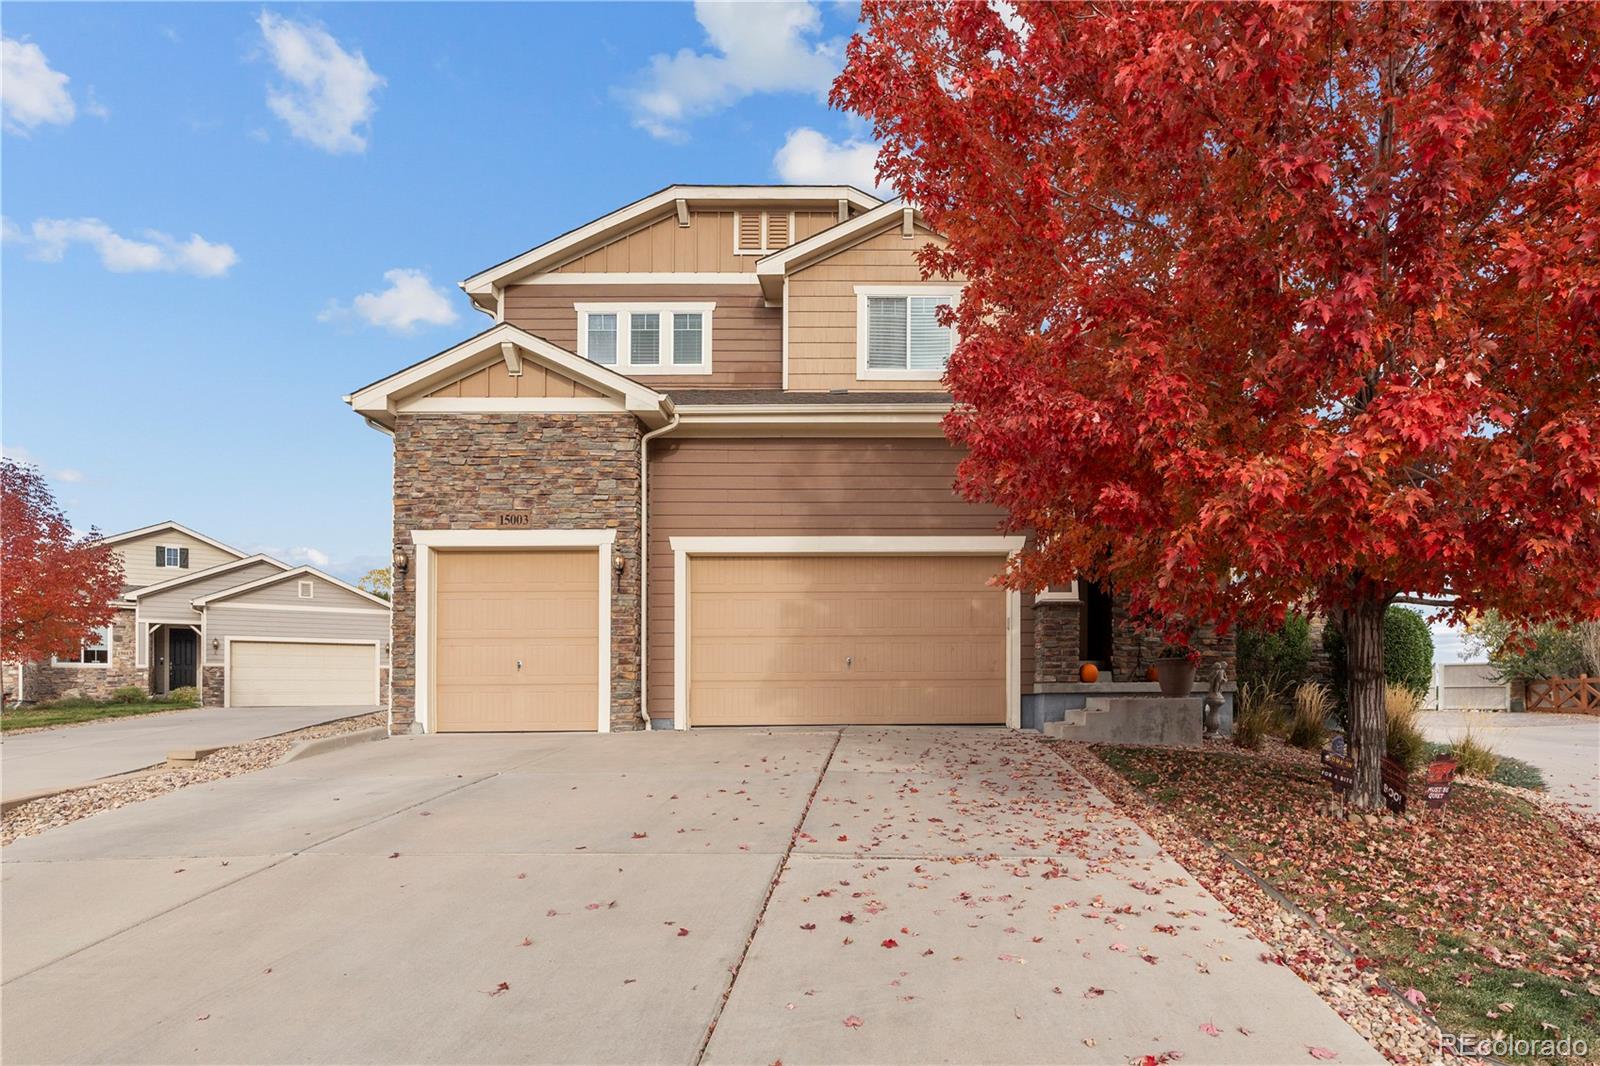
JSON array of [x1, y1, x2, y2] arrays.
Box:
[[156, 546, 189, 569], [733, 210, 796, 255], [54, 626, 111, 667], [855, 287, 958, 380], [575, 304, 714, 375]]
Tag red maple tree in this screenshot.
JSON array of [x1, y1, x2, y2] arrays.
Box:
[[1, 458, 124, 671], [835, 2, 1600, 806]]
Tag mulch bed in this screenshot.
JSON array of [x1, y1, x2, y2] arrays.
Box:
[[1058, 738, 1600, 1066]]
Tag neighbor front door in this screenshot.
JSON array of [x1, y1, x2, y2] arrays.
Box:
[[169, 629, 197, 690]]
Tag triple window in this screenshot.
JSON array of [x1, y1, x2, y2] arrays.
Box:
[[576, 304, 713, 374], [855, 287, 959, 380]]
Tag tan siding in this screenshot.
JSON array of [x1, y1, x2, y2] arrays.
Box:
[[426, 360, 603, 399], [551, 210, 839, 274], [219, 574, 382, 611], [205, 604, 390, 666], [646, 437, 1031, 721], [503, 284, 780, 389], [786, 225, 961, 393], [116, 531, 242, 592], [137, 561, 285, 623]]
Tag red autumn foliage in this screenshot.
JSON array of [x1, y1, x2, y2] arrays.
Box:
[[834, 2, 1600, 807], [1, 458, 123, 669]]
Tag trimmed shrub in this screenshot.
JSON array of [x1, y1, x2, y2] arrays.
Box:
[[168, 686, 200, 706], [1237, 612, 1313, 691], [1452, 730, 1501, 779], [1232, 681, 1276, 750], [1322, 605, 1437, 720], [1384, 683, 1428, 771], [1287, 682, 1332, 749], [111, 685, 147, 704]]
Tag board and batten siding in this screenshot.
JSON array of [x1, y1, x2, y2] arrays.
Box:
[[205, 606, 391, 666], [117, 531, 241, 592], [645, 436, 1031, 723], [502, 284, 780, 390], [786, 225, 961, 393], [550, 210, 840, 275]]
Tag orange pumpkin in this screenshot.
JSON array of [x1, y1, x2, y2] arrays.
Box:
[[1079, 663, 1099, 683], [1145, 665, 1159, 682]]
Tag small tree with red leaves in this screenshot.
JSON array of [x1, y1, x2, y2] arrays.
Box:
[[835, 2, 1600, 807], [1, 458, 124, 680]]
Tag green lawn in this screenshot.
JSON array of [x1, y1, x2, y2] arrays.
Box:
[[0, 697, 200, 732], [1090, 744, 1597, 1066]]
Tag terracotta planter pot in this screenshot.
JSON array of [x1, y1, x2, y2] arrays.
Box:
[[1153, 657, 1198, 698]]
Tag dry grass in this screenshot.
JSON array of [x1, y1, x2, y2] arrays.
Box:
[[1384, 682, 1428, 771], [1452, 728, 1502, 779], [1286, 681, 1332, 749], [1231, 680, 1277, 749]]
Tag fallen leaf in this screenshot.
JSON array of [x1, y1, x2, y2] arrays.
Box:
[[882, 938, 899, 948], [800, 923, 817, 931], [1084, 987, 1106, 998], [519, 937, 533, 947], [1307, 1048, 1338, 1061], [843, 1015, 864, 1029], [1200, 1022, 1221, 1037], [487, 981, 510, 997], [196, 1014, 209, 1022], [388, 852, 400, 859], [840, 913, 856, 924], [1402, 987, 1426, 1006], [676, 928, 690, 937]]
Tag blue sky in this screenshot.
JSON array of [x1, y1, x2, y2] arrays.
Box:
[[2, 1, 879, 578]]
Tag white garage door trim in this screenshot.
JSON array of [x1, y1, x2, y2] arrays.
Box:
[[669, 535, 1025, 731], [411, 529, 615, 735], [223, 637, 381, 708]]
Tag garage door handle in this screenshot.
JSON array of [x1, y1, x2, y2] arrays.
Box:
[[516, 659, 523, 671], [845, 656, 853, 668]]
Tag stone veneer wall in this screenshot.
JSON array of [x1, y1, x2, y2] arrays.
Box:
[[390, 412, 642, 734], [1031, 593, 1238, 685], [1032, 602, 1084, 683], [201, 665, 225, 706], [18, 609, 148, 702], [1110, 592, 1236, 679]]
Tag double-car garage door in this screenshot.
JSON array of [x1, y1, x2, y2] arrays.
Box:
[[427, 548, 1006, 731]]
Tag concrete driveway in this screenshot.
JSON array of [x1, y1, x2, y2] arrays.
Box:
[[1, 728, 1379, 1065], [0, 705, 379, 803], [1418, 710, 1600, 812]]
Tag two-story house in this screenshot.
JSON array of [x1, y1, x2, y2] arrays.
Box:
[[347, 185, 1232, 735], [11, 521, 391, 710]]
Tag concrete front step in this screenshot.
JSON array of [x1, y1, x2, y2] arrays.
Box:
[[1043, 696, 1204, 745]]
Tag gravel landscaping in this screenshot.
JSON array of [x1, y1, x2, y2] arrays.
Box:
[[1, 711, 385, 845], [1060, 738, 1600, 1066]]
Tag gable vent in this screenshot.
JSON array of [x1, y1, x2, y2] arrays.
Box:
[[734, 210, 794, 254], [736, 212, 764, 253], [765, 213, 790, 249]]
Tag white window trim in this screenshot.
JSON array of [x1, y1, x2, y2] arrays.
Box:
[[854, 284, 962, 382], [410, 528, 616, 735], [732, 209, 797, 256], [51, 624, 114, 668], [1034, 580, 1081, 604], [668, 535, 1025, 732], [575, 302, 715, 376], [298, 580, 315, 599]]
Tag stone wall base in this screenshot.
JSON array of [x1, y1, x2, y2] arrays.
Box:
[[201, 666, 226, 707]]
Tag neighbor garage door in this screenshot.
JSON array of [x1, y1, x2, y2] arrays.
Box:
[[433, 549, 599, 732], [688, 554, 1007, 726], [229, 641, 374, 707]]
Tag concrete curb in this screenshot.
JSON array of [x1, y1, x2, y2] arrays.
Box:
[[275, 725, 386, 765]]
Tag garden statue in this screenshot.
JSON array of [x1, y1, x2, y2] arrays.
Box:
[[1202, 660, 1228, 738]]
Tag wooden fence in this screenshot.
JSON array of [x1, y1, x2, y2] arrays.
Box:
[[1525, 676, 1599, 715]]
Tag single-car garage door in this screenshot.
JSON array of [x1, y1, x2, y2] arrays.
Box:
[[229, 641, 375, 707], [433, 549, 599, 731], [688, 554, 1007, 726]]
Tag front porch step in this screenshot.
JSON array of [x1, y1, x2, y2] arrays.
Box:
[[1042, 696, 1204, 746]]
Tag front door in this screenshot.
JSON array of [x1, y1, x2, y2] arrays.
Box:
[[168, 629, 197, 690]]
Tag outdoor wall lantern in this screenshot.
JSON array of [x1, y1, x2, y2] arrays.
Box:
[[614, 555, 627, 576], [211, 638, 220, 652], [393, 546, 409, 575]]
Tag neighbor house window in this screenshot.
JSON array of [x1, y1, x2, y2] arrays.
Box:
[[856, 287, 958, 380], [54, 626, 111, 667], [156, 546, 189, 568], [298, 580, 314, 599], [575, 303, 714, 374]]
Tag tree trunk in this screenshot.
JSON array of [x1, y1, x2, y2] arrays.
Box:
[[1343, 598, 1388, 810]]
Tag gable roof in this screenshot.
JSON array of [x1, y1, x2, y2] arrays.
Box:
[[460, 184, 883, 303], [754, 200, 934, 301], [102, 521, 247, 559], [127, 554, 289, 599], [344, 322, 675, 431], [190, 565, 392, 610]]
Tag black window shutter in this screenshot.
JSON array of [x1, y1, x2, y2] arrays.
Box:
[[156, 546, 166, 567], [179, 548, 189, 568]]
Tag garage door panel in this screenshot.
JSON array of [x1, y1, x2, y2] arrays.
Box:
[[230, 642, 374, 707], [433, 549, 598, 732], [688, 554, 1006, 726]]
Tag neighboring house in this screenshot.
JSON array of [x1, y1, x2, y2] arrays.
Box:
[[348, 185, 1234, 735], [13, 521, 391, 709], [1428, 663, 1512, 712]]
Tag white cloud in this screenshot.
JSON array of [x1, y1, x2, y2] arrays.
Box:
[[3, 443, 87, 485], [773, 127, 887, 194], [257, 11, 384, 154], [55, 468, 85, 483], [320, 268, 459, 334], [622, 1, 842, 141], [285, 546, 330, 567], [16, 217, 238, 277], [2, 36, 76, 133]]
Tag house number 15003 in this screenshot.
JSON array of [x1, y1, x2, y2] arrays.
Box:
[[497, 513, 531, 528]]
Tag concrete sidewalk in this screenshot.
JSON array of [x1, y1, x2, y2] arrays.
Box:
[[1, 728, 1380, 1064], [0, 705, 377, 803], [1418, 710, 1600, 812]]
